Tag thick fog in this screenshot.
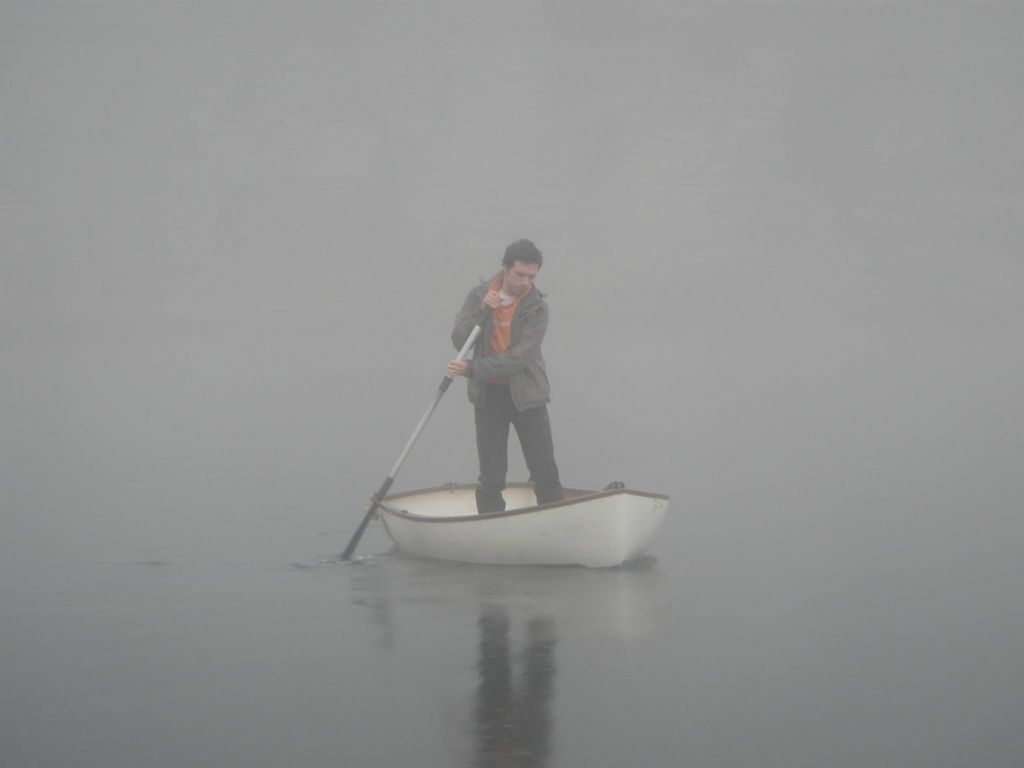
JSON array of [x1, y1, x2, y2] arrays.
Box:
[[2, 2, 1022, 766], [5, 0, 1020, 559]]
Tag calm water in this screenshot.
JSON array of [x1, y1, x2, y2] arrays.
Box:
[[3, 492, 1022, 768]]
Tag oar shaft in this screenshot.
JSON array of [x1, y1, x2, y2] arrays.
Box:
[[340, 324, 482, 561], [455, 323, 484, 363], [340, 476, 394, 561], [388, 390, 442, 477], [389, 323, 481, 476]]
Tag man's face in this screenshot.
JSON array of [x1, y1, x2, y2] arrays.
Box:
[[501, 260, 540, 297]]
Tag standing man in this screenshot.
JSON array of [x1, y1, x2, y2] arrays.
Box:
[[448, 239, 563, 513]]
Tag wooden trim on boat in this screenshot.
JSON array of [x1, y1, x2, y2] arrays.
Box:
[[378, 482, 670, 523]]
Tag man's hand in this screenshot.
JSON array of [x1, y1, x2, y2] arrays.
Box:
[[481, 290, 501, 309], [448, 360, 470, 378]]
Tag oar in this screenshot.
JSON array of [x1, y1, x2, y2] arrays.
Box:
[[340, 324, 483, 561]]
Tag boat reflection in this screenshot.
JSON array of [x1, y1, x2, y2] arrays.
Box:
[[346, 555, 668, 767], [474, 605, 556, 768]]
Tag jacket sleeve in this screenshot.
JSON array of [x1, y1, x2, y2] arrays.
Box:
[[469, 302, 548, 382], [452, 287, 489, 351]]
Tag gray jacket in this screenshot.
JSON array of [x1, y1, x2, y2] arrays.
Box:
[[451, 278, 552, 411]]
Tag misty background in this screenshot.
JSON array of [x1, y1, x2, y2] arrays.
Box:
[[2, 2, 1022, 767]]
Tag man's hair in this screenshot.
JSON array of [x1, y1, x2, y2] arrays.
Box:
[[502, 238, 543, 269]]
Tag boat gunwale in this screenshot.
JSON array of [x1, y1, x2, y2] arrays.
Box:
[[378, 482, 670, 524]]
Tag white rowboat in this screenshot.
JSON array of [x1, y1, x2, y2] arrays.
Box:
[[376, 483, 669, 567]]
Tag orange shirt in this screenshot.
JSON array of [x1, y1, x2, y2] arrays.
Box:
[[487, 273, 532, 382]]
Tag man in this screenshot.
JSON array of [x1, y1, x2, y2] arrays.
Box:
[[448, 239, 563, 513]]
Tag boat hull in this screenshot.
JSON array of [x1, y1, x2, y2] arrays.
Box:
[[377, 484, 669, 567]]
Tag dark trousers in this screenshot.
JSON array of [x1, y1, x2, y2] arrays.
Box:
[[475, 383, 563, 513]]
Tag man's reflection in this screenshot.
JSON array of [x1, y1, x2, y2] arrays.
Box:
[[474, 605, 557, 768]]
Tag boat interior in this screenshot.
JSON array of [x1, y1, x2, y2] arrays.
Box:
[[382, 483, 594, 518]]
